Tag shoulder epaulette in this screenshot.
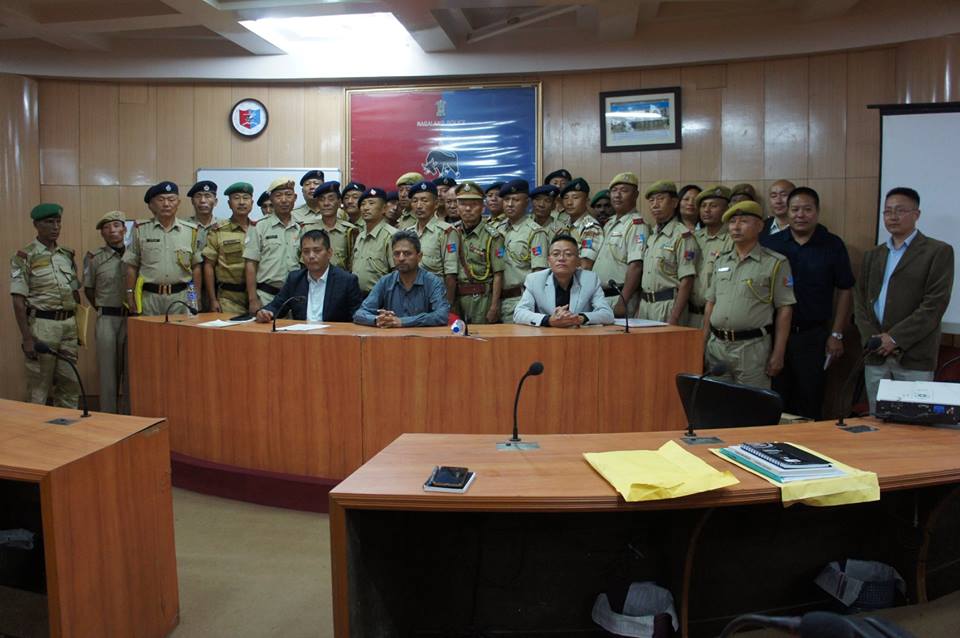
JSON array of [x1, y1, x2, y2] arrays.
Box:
[[180, 218, 199, 229], [135, 219, 152, 227], [60, 246, 75, 256], [632, 217, 643, 225], [16, 250, 28, 260]]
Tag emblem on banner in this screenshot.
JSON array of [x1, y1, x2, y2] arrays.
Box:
[[422, 149, 461, 178], [230, 98, 268, 138], [435, 99, 447, 118]]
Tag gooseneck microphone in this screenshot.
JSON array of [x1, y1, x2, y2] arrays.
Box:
[[607, 280, 630, 333], [684, 362, 728, 439], [164, 300, 198, 323], [837, 335, 883, 427], [498, 361, 544, 450], [272, 296, 307, 332], [34, 341, 90, 418]]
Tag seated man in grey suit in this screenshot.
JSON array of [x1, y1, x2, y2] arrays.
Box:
[[514, 233, 614, 327]]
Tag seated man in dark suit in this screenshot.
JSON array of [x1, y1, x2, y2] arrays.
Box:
[[255, 229, 362, 323], [514, 233, 614, 327]]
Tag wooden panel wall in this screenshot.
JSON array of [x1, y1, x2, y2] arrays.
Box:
[[2, 34, 959, 401]]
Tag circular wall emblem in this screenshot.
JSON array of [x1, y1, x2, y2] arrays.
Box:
[[230, 98, 268, 137]]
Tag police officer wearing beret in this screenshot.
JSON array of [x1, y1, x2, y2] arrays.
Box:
[[499, 179, 549, 323], [561, 178, 602, 269], [404, 181, 460, 305], [257, 191, 273, 217], [185, 180, 218, 311], [545, 168, 572, 216], [385, 190, 401, 226], [203, 182, 255, 314], [688, 186, 734, 328], [352, 188, 399, 294], [11, 203, 82, 407], [730, 183, 758, 204], [702, 201, 796, 388], [83, 211, 129, 413], [530, 184, 565, 237], [340, 181, 365, 226], [124, 182, 202, 316], [593, 172, 649, 316], [637, 180, 698, 325], [292, 170, 325, 224], [484, 182, 505, 228], [454, 181, 505, 324], [300, 181, 358, 271], [432, 176, 457, 219], [591, 190, 613, 227], [243, 177, 302, 313], [395, 172, 423, 229]]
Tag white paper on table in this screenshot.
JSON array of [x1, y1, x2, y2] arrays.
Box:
[[613, 318, 668, 328], [197, 318, 254, 328], [275, 323, 330, 332]]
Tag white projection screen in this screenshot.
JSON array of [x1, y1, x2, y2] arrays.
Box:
[[878, 105, 960, 333]]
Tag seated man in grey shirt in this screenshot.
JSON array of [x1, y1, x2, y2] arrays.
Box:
[[353, 230, 450, 328]]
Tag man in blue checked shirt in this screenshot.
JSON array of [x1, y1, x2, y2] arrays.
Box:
[[353, 230, 450, 328]]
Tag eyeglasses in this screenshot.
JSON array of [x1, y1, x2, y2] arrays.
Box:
[[549, 250, 578, 259], [882, 207, 917, 218]]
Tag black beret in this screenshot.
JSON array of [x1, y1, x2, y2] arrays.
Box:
[[144, 181, 179, 204], [187, 180, 217, 197], [432, 176, 457, 187], [341, 181, 366, 196], [300, 170, 325, 186], [544, 169, 572, 183]]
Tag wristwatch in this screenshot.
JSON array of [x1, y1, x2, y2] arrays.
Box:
[[830, 331, 843, 340]]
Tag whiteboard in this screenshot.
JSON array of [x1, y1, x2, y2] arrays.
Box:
[[195, 167, 342, 222], [879, 110, 960, 333]]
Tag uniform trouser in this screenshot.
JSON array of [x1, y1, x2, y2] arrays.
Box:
[[141, 289, 190, 316], [458, 293, 492, 324], [604, 294, 639, 317], [96, 313, 128, 414], [217, 289, 249, 314], [637, 298, 686, 324], [772, 326, 828, 420], [864, 360, 935, 415], [25, 316, 79, 408], [705, 333, 772, 389], [500, 297, 520, 324]]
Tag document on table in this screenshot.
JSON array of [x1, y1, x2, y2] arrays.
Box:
[[276, 323, 330, 332], [613, 318, 668, 328], [197, 318, 255, 328]]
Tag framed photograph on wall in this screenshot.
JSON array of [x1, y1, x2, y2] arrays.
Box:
[[599, 87, 682, 153], [346, 83, 541, 187]]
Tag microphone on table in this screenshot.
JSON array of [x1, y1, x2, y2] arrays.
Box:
[[498, 361, 544, 451], [836, 336, 883, 427], [271, 296, 306, 332], [163, 300, 198, 323], [718, 610, 911, 638], [936, 353, 960, 381], [607, 280, 630, 333], [34, 341, 90, 418], [681, 362, 727, 443]]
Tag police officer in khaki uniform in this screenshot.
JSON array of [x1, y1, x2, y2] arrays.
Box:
[[11, 203, 82, 408], [637, 180, 698, 325], [340, 181, 365, 226], [300, 181, 357, 270], [591, 189, 613, 227], [257, 191, 273, 217], [730, 183, 758, 204], [544, 168, 572, 216], [498, 180, 549, 323], [243, 177, 303, 312], [561, 178, 603, 270], [688, 186, 733, 328], [405, 180, 460, 305], [484, 182, 505, 227], [352, 188, 398, 294], [124, 182, 202, 316], [203, 182, 255, 314], [455, 181, 504, 324], [83, 210, 128, 413], [433, 176, 457, 220], [185, 180, 219, 312], [530, 185, 566, 237], [291, 170, 325, 224], [395, 172, 423, 229], [592, 172, 648, 316], [702, 201, 796, 388]]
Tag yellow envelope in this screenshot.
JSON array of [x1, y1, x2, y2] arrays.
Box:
[[584, 440, 740, 502], [74, 304, 92, 347], [710, 442, 879, 507]]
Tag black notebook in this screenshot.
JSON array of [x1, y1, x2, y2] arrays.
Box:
[[740, 442, 832, 470]]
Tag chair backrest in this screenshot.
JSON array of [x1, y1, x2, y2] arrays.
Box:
[[675, 373, 783, 429]]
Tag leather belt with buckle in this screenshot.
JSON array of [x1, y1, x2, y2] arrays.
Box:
[[99, 306, 128, 317], [257, 282, 281, 295], [501, 286, 523, 299], [457, 283, 488, 297], [142, 282, 188, 295], [710, 324, 774, 342], [641, 288, 676, 303], [218, 282, 246, 293], [31, 309, 75, 321]]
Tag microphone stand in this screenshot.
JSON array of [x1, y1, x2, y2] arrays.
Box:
[[164, 300, 198, 323], [498, 363, 544, 450], [272, 296, 306, 332], [34, 341, 90, 420], [608, 280, 630, 333], [681, 365, 726, 445]]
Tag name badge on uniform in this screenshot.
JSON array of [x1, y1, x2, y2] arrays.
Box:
[[663, 245, 674, 252], [717, 266, 731, 272], [146, 238, 161, 243]]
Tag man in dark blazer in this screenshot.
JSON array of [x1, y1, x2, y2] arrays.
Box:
[[854, 187, 954, 414], [255, 229, 362, 323]]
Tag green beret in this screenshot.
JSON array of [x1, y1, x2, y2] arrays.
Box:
[[591, 189, 610, 206], [644, 180, 678, 199], [560, 178, 590, 198], [455, 181, 484, 200], [730, 183, 757, 201], [722, 200, 764, 223], [96, 210, 126, 229], [695, 185, 732, 208], [31, 203, 63, 221], [608, 172, 638, 190], [224, 182, 254, 196]]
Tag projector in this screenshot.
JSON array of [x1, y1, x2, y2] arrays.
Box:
[[876, 379, 960, 425]]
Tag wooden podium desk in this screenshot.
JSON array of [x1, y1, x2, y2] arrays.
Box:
[[329, 420, 960, 637], [0, 400, 178, 638], [127, 314, 703, 501]]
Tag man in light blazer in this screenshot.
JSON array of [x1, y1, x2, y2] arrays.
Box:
[[255, 229, 363, 323], [853, 187, 954, 413], [514, 234, 614, 327]]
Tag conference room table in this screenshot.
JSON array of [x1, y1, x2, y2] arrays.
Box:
[[329, 419, 960, 637], [127, 313, 703, 506]]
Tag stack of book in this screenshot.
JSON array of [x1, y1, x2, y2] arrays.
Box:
[[718, 442, 846, 483]]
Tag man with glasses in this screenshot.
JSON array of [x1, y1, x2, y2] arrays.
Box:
[[513, 234, 613, 327], [854, 187, 954, 414]]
